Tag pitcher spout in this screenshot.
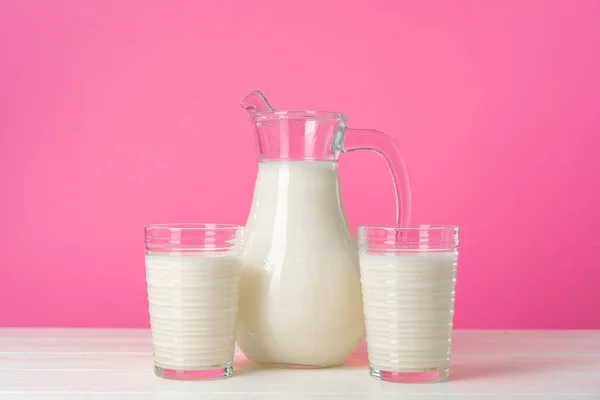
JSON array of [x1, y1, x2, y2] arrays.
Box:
[[241, 90, 276, 114]]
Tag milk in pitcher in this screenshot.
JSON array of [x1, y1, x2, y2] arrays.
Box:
[[237, 161, 365, 366]]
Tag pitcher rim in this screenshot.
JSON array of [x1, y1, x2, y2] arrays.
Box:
[[250, 110, 348, 122]]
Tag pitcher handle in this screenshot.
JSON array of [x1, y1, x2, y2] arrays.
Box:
[[341, 128, 412, 226]]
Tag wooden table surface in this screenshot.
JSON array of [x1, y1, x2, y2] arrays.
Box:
[[0, 329, 598, 399]]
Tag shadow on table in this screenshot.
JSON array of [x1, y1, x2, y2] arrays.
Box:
[[233, 343, 370, 376], [344, 349, 572, 380], [450, 356, 598, 382], [450, 360, 535, 381], [234, 358, 273, 376]]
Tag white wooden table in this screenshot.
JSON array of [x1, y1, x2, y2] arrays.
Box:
[[0, 329, 598, 399]]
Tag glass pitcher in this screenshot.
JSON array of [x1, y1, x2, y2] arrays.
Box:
[[237, 91, 411, 367]]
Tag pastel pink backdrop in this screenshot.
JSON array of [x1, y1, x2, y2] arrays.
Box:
[[1, 0, 599, 328]]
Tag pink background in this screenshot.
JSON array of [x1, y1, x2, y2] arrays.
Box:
[[1, 0, 599, 329]]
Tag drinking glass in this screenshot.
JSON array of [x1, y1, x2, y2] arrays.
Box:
[[144, 223, 243, 380], [358, 225, 459, 383]]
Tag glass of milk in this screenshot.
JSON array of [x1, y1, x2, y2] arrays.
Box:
[[358, 225, 459, 383], [144, 223, 243, 380]]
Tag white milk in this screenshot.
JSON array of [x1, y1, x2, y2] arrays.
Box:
[[359, 252, 458, 372], [145, 253, 240, 370], [237, 161, 365, 366]]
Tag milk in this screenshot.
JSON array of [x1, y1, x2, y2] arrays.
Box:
[[145, 253, 240, 371], [359, 252, 458, 372], [237, 161, 365, 366]]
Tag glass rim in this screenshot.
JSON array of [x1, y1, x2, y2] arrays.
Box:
[[358, 224, 459, 232], [251, 110, 348, 121], [145, 223, 242, 231]]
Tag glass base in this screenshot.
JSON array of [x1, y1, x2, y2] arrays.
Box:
[[154, 364, 233, 380], [369, 366, 449, 383]]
